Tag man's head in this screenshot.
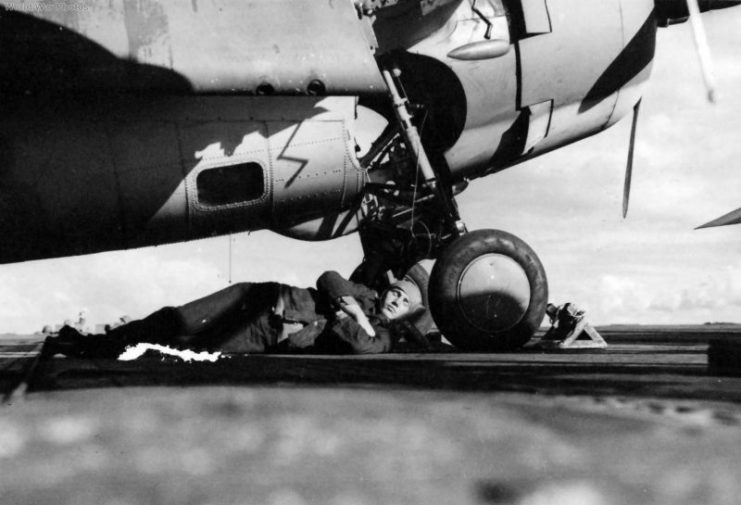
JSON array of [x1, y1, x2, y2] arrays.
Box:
[[379, 280, 423, 320]]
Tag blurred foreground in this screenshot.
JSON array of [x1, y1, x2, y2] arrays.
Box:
[[1, 326, 741, 505]]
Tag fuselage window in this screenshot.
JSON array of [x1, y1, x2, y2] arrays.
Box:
[[197, 162, 265, 206]]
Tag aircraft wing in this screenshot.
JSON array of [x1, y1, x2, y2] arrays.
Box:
[[697, 207, 741, 229], [0, 0, 386, 95]]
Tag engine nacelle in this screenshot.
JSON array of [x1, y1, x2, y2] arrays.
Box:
[[0, 96, 369, 263]]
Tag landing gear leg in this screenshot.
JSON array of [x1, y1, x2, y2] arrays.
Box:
[[357, 63, 548, 351], [381, 63, 467, 238]]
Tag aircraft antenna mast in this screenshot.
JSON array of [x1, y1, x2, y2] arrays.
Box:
[[686, 0, 718, 102], [228, 234, 233, 285]]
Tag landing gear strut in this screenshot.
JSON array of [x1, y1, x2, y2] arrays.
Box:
[[356, 61, 548, 350]]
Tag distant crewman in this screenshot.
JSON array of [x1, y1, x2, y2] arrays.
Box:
[[540, 302, 606, 349], [544, 302, 584, 340], [46, 271, 426, 358]]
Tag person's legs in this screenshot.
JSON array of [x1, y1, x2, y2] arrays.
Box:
[[181, 283, 282, 352], [200, 310, 279, 353], [104, 307, 182, 347], [50, 307, 184, 358], [174, 283, 274, 334], [49, 282, 282, 358]]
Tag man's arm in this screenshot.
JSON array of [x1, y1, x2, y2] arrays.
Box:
[[336, 296, 376, 337], [317, 271, 377, 302], [324, 317, 393, 354], [316, 271, 378, 335], [316, 270, 357, 298]]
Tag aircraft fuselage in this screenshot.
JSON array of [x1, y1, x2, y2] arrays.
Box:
[[0, 0, 713, 263]]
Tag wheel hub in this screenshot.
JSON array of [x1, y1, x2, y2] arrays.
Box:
[[456, 254, 530, 333]]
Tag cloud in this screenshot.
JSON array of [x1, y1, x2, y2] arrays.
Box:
[[598, 275, 652, 314], [578, 260, 741, 324], [0, 231, 367, 333], [0, 249, 225, 333]]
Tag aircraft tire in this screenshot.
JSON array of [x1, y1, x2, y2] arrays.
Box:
[[429, 229, 548, 351]]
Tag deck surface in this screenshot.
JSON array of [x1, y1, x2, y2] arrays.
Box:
[[1, 327, 741, 505]]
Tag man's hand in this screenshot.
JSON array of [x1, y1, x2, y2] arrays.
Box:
[[337, 296, 376, 337]]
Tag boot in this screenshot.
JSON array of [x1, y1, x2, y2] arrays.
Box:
[[43, 326, 125, 359]]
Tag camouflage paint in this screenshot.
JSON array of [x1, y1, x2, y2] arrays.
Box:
[[122, 0, 172, 68]]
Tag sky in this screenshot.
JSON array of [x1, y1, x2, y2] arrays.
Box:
[[2, 9, 741, 333]]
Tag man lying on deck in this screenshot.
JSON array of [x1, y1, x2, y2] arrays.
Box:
[[46, 271, 425, 358]]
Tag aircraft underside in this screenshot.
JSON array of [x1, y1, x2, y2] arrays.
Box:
[[0, 0, 737, 349]]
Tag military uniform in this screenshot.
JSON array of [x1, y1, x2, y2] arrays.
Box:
[[58, 271, 396, 357], [284, 270, 395, 355]]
